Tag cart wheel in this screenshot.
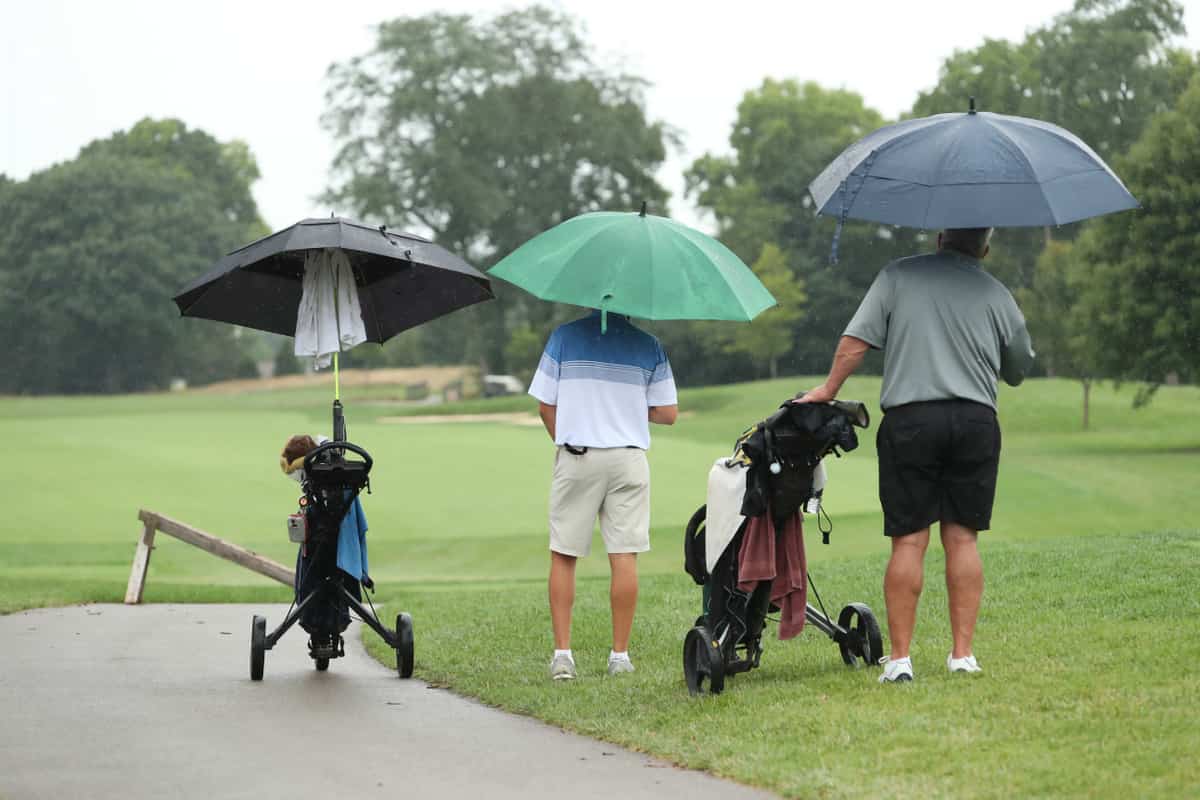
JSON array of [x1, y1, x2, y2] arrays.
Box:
[[395, 613, 414, 679], [837, 603, 883, 668], [683, 626, 725, 696], [315, 657, 330, 672], [250, 615, 266, 681]]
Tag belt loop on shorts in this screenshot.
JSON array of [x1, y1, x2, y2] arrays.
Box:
[[564, 444, 588, 455]]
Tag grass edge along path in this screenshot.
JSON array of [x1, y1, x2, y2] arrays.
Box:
[[363, 530, 1200, 800]]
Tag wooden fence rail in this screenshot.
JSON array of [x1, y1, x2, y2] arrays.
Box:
[[125, 509, 294, 604]]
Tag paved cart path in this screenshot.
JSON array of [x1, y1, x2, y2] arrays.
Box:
[[0, 604, 775, 800]]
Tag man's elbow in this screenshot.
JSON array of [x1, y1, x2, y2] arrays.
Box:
[[1001, 353, 1034, 387], [651, 405, 679, 425]]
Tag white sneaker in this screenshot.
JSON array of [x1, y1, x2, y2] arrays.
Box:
[[947, 653, 982, 674], [549, 653, 576, 681], [878, 656, 914, 683], [607, 654, 635, 676]]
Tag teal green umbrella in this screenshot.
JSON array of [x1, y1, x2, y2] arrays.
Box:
[[489, 206, 776, 330]]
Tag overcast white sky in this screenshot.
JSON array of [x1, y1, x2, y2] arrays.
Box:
[[3, 0, 1198, 233]]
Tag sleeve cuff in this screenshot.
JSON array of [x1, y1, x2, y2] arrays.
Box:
[[842, 328, 883, 350]]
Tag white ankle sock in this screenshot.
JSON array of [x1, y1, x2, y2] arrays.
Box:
[[609, 650, 630, 662], [554, 649, 573, 661]]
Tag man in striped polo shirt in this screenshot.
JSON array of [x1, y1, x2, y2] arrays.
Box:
[[529, 310, 678, 680]]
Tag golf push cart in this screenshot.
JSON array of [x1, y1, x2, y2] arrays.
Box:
[[250, 401, 413, 680], [682, 399, 883, 695]]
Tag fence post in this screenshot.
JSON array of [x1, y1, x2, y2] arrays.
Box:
[[124, 509, 295, 602], [124, 513, 158, 604]]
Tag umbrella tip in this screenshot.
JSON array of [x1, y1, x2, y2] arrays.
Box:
[[969, 96, 977, 114], [639, 201, 647, 217]]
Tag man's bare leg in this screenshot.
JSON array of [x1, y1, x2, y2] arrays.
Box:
[[884, 528, 930, 659], [549, 551, 577, 650], [608, 553, 638, 653], [941, 521, 983, 659]]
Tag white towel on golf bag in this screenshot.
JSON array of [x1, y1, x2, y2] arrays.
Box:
[[294, 248, 367, 369], [704, 457, 828, 574], [706, 458, 748, 574]]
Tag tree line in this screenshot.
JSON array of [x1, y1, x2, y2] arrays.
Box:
[[1, 0, 1196, 413]]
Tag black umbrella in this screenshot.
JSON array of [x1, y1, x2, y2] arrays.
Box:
[[174, 216, 493, 341], [174, 217, 493, 439]]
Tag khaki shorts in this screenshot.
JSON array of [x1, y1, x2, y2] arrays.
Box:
[[549, 446, 651, 557]]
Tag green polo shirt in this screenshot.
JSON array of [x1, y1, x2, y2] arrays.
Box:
[[844, 250, 1035, 411]]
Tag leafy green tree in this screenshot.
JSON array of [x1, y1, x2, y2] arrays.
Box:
[[1025, 0, 1191, 159], [719, 244, 806, 379], [80, 118, 266, 236], [273, 338, 304, 377], [914, 0, 1191, 158], [502, 324, 546, 385], [0, 122, 266, 393], [687, 79, 922, 374], [911, 0, 1197, 289], [1019, 241, 1102, 427], [322, 6, 671, 372], [1069, 71, 1200, 400]]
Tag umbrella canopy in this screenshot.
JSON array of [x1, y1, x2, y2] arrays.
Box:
[[489, 208, 776, 322], [174, 217, 493, 342], [809, 102, 1139, 230]]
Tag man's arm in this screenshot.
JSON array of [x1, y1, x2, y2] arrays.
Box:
[[1000, 322, 1035, 387], [538, 402, 557, 441], [649, 405, 678, 425], [796, 336, 871, 403]]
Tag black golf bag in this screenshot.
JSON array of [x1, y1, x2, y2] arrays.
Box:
[[249, 440, 414, 681], [681, 399, 883, 695]]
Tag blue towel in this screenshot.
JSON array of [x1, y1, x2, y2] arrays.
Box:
[[335, 495, 369, 582]]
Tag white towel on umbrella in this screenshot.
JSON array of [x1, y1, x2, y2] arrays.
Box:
[[294, 248, 367, 368]]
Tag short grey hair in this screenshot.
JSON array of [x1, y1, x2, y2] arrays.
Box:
[[940, 227, 994, 258]]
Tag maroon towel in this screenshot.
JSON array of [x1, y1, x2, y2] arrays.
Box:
[[737, 510, 807, 640]]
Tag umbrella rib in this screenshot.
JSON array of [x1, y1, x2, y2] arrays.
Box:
[[668, 227, 757, 320], [978, 120, 1058, 225], [535, 215, 630, 302], [846, 169, 1114, 191], [816, 116, 961, 213], [984, 119, 1040, 181], [643, 215, 656, 319]]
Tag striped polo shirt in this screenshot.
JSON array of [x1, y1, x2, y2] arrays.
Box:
[[528, 311, 677, 450]]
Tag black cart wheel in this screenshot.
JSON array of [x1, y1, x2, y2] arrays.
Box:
[[837, 603, 883, 668], [315, 657, 330, 672], [395, 612, 414, 679], [250, 615, 267, 681], [683, 626, 726, 695]]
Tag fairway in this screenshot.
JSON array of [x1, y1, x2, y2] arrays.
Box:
[[2, 376, 1198, 798], [2, 376, 1197, 602]]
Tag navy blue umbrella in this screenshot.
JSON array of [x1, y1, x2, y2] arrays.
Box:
[[809, 100, 1138, 251]]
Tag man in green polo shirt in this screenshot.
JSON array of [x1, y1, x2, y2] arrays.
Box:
[[798, 227, 1034, 683]]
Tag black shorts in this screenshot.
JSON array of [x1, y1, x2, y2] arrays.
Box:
[[876, 400, 1001, 537]]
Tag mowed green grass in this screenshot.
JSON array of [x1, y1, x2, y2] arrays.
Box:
[[2, 376, 1198, 798], [364, 532, 1200, 799], [2, 376, 1196, 604]]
